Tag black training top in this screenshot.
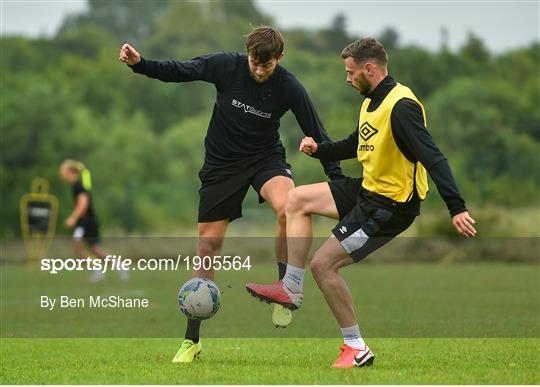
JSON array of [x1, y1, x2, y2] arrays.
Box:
[[72, 180, 97, 225], [313, 75, 467, 217], [129, 52, 343, 178]]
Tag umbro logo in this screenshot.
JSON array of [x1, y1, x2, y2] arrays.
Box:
[[339, 226, 347, 234], [359, 122, 378, 141]]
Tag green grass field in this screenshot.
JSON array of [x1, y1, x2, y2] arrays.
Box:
[[1, 338, 538, 384], [1, 261, 539, 384]]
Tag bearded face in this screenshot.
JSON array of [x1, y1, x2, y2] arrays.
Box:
[[248, 55, 280, 83]]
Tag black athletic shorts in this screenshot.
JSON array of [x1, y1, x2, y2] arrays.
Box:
[[198, 152, 293, 223], [329, 177, 417, 262], [73, 219, 100, 245]]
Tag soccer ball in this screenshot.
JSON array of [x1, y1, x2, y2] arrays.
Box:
[[178, 277, 221, 320]]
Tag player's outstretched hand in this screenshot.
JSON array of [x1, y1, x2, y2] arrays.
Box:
[[119, 43, 141, 66], [452, 211, 476, 237], [299, 136, 318, 156]]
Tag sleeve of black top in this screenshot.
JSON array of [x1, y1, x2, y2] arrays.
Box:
[[128, 52, 235, 86], [311, 127, 359, 161], [287, 77, 345, 180], [391, 98, 467, 217], [73, 181, 86, 196]]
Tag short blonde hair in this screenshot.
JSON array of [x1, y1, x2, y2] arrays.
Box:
[[61, 159, 86, 174]]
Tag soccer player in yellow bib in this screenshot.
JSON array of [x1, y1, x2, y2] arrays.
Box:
[[246, 38, 476, 368]]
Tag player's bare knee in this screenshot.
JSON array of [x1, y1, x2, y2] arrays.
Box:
[[310, 255, 327, 280], [286, 187, 307, 216]]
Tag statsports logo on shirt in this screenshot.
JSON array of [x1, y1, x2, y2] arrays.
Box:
[[232, 99, 272, 119]]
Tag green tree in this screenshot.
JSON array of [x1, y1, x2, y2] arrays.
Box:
[[58, 0, 172, 46], [378, 26, 400, 51], [320, 13, 351, 52]]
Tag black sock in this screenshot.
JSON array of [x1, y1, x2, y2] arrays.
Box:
[[277, 261, 287, 280], [185, 318, 201, 343]]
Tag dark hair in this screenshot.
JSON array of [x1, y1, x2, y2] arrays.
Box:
[[245, 26, 284, 63], [341, 38, 388, 66]]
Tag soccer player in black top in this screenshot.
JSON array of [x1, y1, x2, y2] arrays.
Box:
[[119, 26, 344, 362], [60, 160, 128, 283], [246, 38, 477, 368]]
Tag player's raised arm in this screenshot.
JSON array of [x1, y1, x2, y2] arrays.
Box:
[[119, 44, 235, 85]]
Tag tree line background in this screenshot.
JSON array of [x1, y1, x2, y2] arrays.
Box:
[[2, 0, 539, 237]]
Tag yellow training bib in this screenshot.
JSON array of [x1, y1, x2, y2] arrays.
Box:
[[357, 83, 428, 202]]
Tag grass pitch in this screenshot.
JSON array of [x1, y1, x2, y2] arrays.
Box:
[[1, 261, 539, 384], [1, 337, 538, 384]]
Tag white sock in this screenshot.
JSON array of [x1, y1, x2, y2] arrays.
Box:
[[341, 324, 366, 350], [282, 264, 304, 293]]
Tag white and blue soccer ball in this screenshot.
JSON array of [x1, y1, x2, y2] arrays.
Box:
[[178, 277, 221, 320]]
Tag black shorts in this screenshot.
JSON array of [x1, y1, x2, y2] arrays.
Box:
[[329, 177, 416, 262], [198, 153, 293, 223], [73, 219, 100, 245]]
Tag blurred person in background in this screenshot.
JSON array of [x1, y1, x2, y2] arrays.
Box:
[[60, 159, 128, 283], [246, 38, 476, 369], [119, 26, 344, 363]]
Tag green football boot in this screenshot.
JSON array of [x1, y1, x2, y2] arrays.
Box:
[[272, 303, 293, 328], [172, 339, 202, 363]]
